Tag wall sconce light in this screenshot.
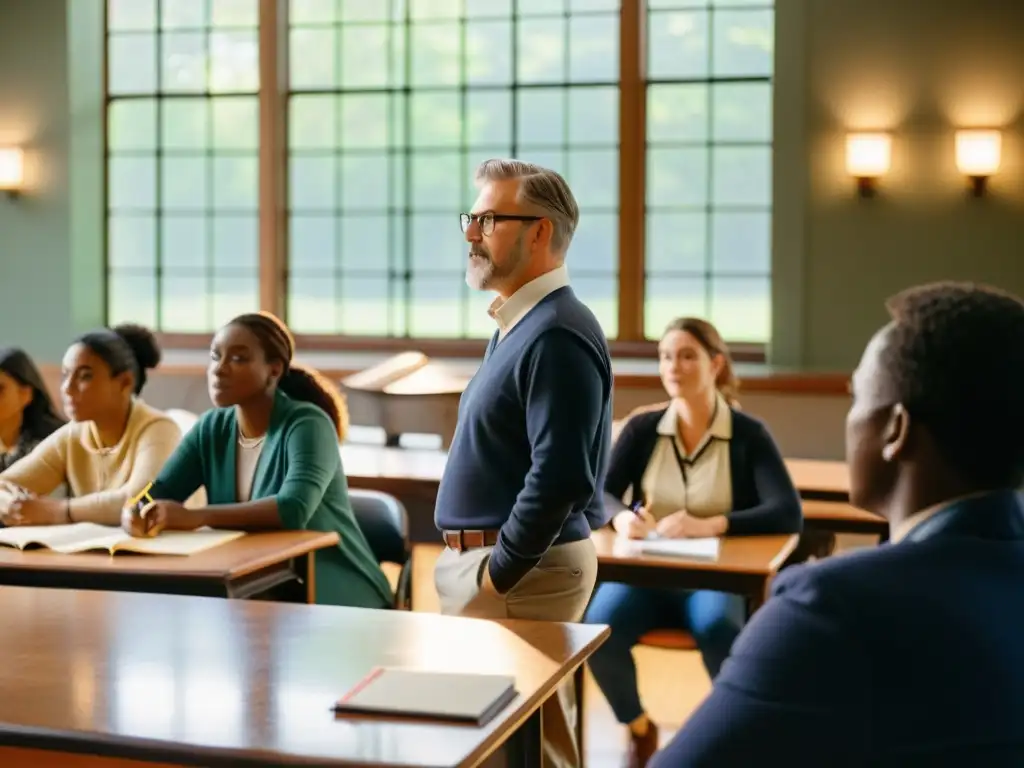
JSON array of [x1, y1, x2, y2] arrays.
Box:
[[955, 129, 1001, 197], [845, 133, 892, 198], [0, 147, 25, 199]]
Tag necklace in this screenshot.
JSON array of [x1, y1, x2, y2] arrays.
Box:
[[237, 429, 266, 449]]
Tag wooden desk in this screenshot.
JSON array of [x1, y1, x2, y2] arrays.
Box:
[[593, 529, 798, 614], [785, 458, 850, 502], [0, 587, 609, 767], [798, 500, 889, 558], [0, 531, 338, 603]]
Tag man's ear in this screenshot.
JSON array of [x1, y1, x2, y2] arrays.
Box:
[[881, 403, 910, 462]]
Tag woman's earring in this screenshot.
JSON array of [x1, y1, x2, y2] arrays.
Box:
[[881, 444, 896, 461]]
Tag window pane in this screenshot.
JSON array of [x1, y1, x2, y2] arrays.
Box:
[[290, 154, 337, 210], [570, 0, 619, 9], [568, 14, 618, 82], [290, 215, 337, 273], [466, 21, 512, 86], [212, 97, 259, 149], [340, 0, 390, 21], [109, 100, 158, 151], [210, 31, 259, 91], [649, 11, 708, 79], [647, 148, 708, 207], [162, 215, 207, 270], [161, 0, 206, 29], [340, 154, 390, 210], [288, 274, 337, 333], [411, 23, 461, 88], [211, 0, 259, 27], [162, 32, 207, 92], [647, 84, 707, 144], [646, 212, 705, 275], [211, 274, 259, 325], [340, 216, 390, 272], [466, 90, 513, 148], [290, 28, 337, 89], [710, 276, 770, 342], [711, 212, 771, 274], [162, 99, 208, 149], [108, 34, 157, 95], [109, 215, 156, 269], [410, 0, 461, 19], [712, 10, 774, 78], [571, 212, 617, 274], [411, 214, 466, 274], [644, 277, 707, 339], [211, 156, 258, 209], [711, 146, 771, 206], [339, 276, 394, 335], [520, 149, 566, 174], [517, 88, 565, 147], [409, 92, 462, 148], [109, 156, 156, 210], [340, 25, 391, 89], [107, 273, 158, 328], [410, 152, 462, 211], [572, 275, 618, 337], [291, 0, 338, 24], [211, 216, 258, 270], [409, 277, 464, 337], [108, 0, 157, 30], [161, 275, 211, 332], [340, 94, 393, 149], [465, 0, 513, 17], [162, 156, 208, 210], [290, 95, 337, 149], [519, 0, 566, 13], [713, 83, 772, 143], [517, 18, 566, 83], [567, 149, 617, 209], [568, 87, 617, 146]]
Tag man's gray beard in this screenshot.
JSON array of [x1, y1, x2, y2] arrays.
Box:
[[466, 233, 526, 291]]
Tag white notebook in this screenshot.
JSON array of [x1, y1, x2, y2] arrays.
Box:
[[0, 522, 244, 556], [637, 536, 721, 561], [332, 667, 518, 726]]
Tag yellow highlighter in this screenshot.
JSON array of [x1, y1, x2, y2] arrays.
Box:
[[128, 483, 156, 516]]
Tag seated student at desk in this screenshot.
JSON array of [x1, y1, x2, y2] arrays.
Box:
[[0, 325, 179, 526], [583, 317, 801, 766], [651, 283, 1024, 768], [123, 312, 393, 609], [0, 348, 65, 472]]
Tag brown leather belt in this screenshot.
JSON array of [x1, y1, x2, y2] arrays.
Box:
[[442, 529, 499, 552]]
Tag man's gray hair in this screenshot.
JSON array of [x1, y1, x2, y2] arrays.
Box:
[[475, 158, 580, 253]]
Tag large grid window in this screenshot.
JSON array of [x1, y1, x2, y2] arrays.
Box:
[[286, 0, 621, 339], [643, 0, 773, 341], [106, 0, 261, 332]]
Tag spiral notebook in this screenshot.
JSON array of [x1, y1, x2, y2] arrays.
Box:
[[332, 667, 518, 726]]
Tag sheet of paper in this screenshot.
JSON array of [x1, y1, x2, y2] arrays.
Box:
[[636, 536, 721, 560], [114, 529, 245, 556]]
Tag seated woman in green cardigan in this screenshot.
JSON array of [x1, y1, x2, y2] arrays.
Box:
[[121, 311, 393, 609]]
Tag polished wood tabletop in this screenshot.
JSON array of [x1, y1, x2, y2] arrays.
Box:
[[801, 499, 883, 525], [0, 531, 338, 602], [785, 458, 850, 500], [592, 528, 797, 576], [0, 587, 608, 767]]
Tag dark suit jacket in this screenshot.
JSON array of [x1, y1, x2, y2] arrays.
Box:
[[650, 490, 1024, 767], [605, 407, 802, 535]]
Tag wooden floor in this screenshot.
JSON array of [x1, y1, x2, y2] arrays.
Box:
[[389, 534, 878, 767]]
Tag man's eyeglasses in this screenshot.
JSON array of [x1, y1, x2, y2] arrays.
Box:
[[460, 212, 542, 236]]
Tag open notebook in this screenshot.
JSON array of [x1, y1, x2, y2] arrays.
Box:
[[0, 522, 245, 556]]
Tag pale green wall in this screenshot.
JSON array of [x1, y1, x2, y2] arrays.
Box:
[[2, 0, 1022, 367]]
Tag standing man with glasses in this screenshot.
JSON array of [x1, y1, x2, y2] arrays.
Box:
[[434, 159, 613, 768]]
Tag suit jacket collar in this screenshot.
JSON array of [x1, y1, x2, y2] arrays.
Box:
[[903, 490, 1024, 545]]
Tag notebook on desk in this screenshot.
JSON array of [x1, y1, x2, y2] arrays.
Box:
[[637, 536, 721, 561], [332, 667, 518, 726], [0, 522, 244, 556]]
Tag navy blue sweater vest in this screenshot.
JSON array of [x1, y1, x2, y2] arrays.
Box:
[[433, 286, 613, 592]]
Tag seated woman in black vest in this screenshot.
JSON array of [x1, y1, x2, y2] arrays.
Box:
[[583, 317, 802, 767], [0, 348, 65, 472]]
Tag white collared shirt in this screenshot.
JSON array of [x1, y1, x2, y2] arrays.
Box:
[[487, 265, 570, 340], [637, 393, 735, 521]]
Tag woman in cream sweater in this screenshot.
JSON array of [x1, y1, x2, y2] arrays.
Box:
[[0, 324, 181, 527]]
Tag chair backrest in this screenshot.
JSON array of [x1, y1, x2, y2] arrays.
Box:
[[166, 408, 200, 436], [349, 489, 410, 566]]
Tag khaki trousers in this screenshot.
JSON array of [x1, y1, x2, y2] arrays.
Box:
[[434, 538, 598, 768]]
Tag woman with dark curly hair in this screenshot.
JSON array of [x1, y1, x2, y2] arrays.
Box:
[[0, 324, 181, 526], [0, 348, 66, 472], [123, 312, 393, 609]]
